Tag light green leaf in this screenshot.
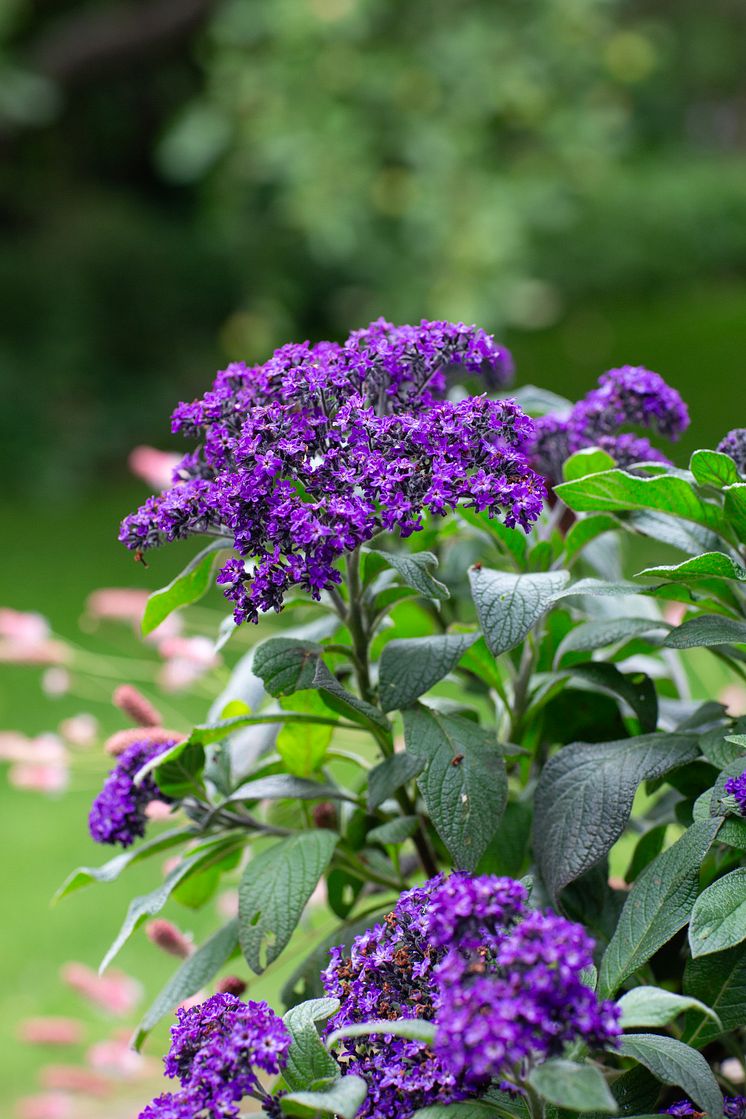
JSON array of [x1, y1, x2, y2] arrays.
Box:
[[253, 638, 322, 696], [403, 705, 507, 872], [598, 819, 723, 997], [379, 632, 479, 712], [189, 710, 342, 748], [616, 1034, 722, 1117], [277, 719, 333, 777], [555, 617, 669, 663], [132, 919, 239, 1049], [638, 550, 746, 584], [534, 733, 700, 904], [563, 448, 617, 482], [142, 540, 229, 636], [469, 567, 570, 656], [689, 867, 746, 957], [564, 514, 619, 564], [617, 986, 721, 1030], [628, 510, 721, 555], [227, 774, 353, 805], [690, 450, 740, 488], [326, 1018, 436, 1048], [53, 827, 190, 903], [281, 1075, 367, 1118], [282, 998, 340, 1092], [528, 1059, 617, 1114], [724, 483, 746, 543], [239, 831, 338, 973]]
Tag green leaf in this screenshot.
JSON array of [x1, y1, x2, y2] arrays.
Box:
[[555, 469, 731, 541], [412, 1105, 513, 1119], [555, 618, 669, 663], [189, 710, 342, 748], [281, 1076, 368, 1118], [568, 662, 658, 732], [690, 449, 740, 488], [689, 867, 746, 957], [664, 614, 746, 649], [101, 834, 244, 972], [282, 998, 340, 1092], [563, 447, 618, 482], [628, 510, 721, 555], [598, 819, 723, 997], [132, 919, 239, 1049], [367, 548, 449, 601], [367, 816, 419, 844], [564, 514, 619, 564], [682, 944, 746, 1046], [534, 733, 700, 904], [528, 1059, 617, 1114], [152, 742, 206, 799], [239, 831, 338, 973], [277, 719, 334, 777], [53, 827, 190, 903], [508, 384, 572, 416], [617, 986, 721, 1030], [313, 660, 390, 733], [326, 1018, 436, 1048], [699, 725, 746, 768], [458, 507, 529, 566], [142, 540, 228, 636], [378, 632, 479, 712], [552, 577, 650, 601], [469, 567, 570, 656], [367, 752, 426, 810], [403, 705, 507, 872], [638, 550, 746, 584], [615, 1034, 722, 1117], [253, 637, 323, 696], [724, 483, 746, 542], [227, 774, 353, 804]]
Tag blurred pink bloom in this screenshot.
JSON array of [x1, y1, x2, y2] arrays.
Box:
[[40, 1066, 112, 1096], [58, 714, 99, 749], [9, 762, 69, 794], [85, 588, 182, 640], [6, 734, 69, 794], [86, 1034, 148, 1080], [178, 992, 206, 1012], [18, 1018, 84, 1046], [0, 731, 35, 762], [104, 726, 182, 757], [129, 445, 180, 490], [157, 659, 205, 692], [113, 684, 161, 728], [42, 667, 71, 697], [0, 608, 50, 644], [163, 856, 182, 877], [663, 601, 688, 626], [720, 684, 746, 717], [146, 919, 193, 959], [217, 889, 239, 919], [60, 963, 142, 1017], [16, 1093, 74, 1119], [157, 636, 220, 692], [145, 798, 173, 821]]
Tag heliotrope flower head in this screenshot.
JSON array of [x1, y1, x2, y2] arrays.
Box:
[[661, 1097, 745, 1118], [531, 365, 689, 485], [139, 994, 291, 1119], [120, 320, 544, 623], [717, 429, 746, 474], [723, 769, 746, 816], [89, 737, 175, 847], [322, 872, 619, 1117]]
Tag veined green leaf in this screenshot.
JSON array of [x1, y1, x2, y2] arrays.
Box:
[[142, 540, 229, 636]]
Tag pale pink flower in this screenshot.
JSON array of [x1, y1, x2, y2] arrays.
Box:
[[158, 635, 219, 668], [16, 1093, 74, 1119], [178, 992, 206, 1012], [720, 684, 746, 717], [39, 1066, 111, 1096], [113, 684, 161, 728], [42, 667, 71, 697], [0, 731, 36, 762], [7, 734, 69, 794], [58, 714, 99, 749], [85, 588, 182, 641], [18, 1018, 84, 1046], [9, 762, 69, 794], [146, 919, 194, 959], [86, 1034, 149, 1080], [663, 601, 688, 627], [216, 889, 239, 919], [60, 963, 142, 1017], [0, 608, 50, 644], [128, 445, 181, 490], [157, 659, 204, 692], [104, 726, 182, 757], [145, 799, 173, 821]]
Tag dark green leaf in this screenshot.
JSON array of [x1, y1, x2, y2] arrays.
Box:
[[282, 997, 340, 1091], [403, 705, 507, 871], [281, 1075, 368, 1118], [367, 816, 419, 844], [528, 1059, 617, 1114], [699, 724, 746, 768], [367, 548, 449, 601], [476, 799, 532, 878], [227, 774, 353, 805], [367, 752, 426, 811], [239, 831, 338, 973], [470, 567, 570, 656], [152, 742, 206, 799], [53, 827, 190, 902], [555, 618, 668, 663], [133, 919, 239, 1049], [724, 483, 746, 542], [664, 614, 746, 649], [690, 450, 740, 488], [413, 1105, 514, 1119], [598, 819, 723, 997], [190, 710, 342, 748], [568, 662, 658, 732], [639, 551, 746, 584], [682, 944, 746, 1046], [617, 986, 720, 1030], [689, 867, 746, 957], [625, 825, 668, 884], [142, 540, 228, 636], [253, 638, 322, 696], [313, 660, 390, 733], [534, 733, 699, 904], [615, 1034, 722, 1117], [379, 633, 479, 712]]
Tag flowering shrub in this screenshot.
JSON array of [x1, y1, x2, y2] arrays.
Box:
[[6, 322, 746, 1118]]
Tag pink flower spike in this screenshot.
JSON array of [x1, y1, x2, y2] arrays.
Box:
[[18, 1018, 84, 1046], [0, 608, 50, 644], [60, 963, 142, 1017], [86, 1036, 148, 1080], [39, 1066, 112, 1096], [146, 919, 194, 959], [42, 668, 71, 697], [128, 445, 181, 490], [9, 761, 69, 795], [16, 1093, 74, 1119], [104, 726, 183, 757], [113, 684, 161, 728]]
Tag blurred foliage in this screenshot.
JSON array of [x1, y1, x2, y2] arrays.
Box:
[[2, 0, 746, 496]]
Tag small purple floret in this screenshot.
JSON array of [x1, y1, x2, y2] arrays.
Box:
[[724, 769, 746, 816], [88, 737, 175, 847], [717, 429, 746, 474]]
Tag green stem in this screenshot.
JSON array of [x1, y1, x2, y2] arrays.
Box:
[[523, 1080, 546, 1119], [346, 549, 374, 703]]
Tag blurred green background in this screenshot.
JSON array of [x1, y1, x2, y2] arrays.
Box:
[[1, 0, 746, 1112]]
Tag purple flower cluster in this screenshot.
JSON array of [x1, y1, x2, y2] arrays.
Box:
[[530, 365, 689, 485], [139, 994, 290, 1119], [322, 872, 619, 1117], [717, 429, 746, 474], [662, 1097, 745, 1118], [120, 320, 544, 623], [89, 737, 175, 847], [724, 769, 746, 816]]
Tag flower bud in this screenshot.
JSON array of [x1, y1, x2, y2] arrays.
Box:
[[112, 685, 161, 728]]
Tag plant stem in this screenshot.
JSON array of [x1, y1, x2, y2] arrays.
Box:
[[346, 549, 374, 703], [523, 1080, 546, 1119]]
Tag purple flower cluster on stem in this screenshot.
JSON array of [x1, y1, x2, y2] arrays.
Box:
[[530, 365, 689, 485], [139, 994, 290, 1118], [88, 737, 175, 847], [662, 1097, 746, 1117], [717, 429, 746, 474], [723, 769, 746, 816], [120, 320, 545, 623]]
